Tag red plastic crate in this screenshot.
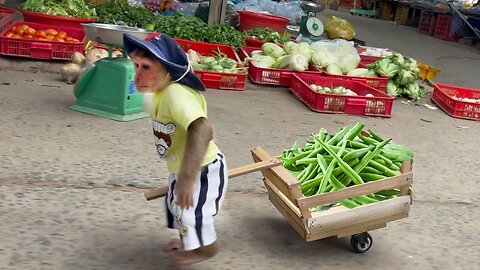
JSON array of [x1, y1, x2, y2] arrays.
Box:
[[431, 83, 480, 121], [244, 36, 296, 48], [434, 14, 459, 41], [0, 21, 85, 60], [175, 39, 246, 91], [0, 6, 14, 33], [417, 10, 437, 36], [19, 9, 96, 29], [238, 10, 290, 33], [339, 0, 362, 8], [244, 36, 266, 47], [314, 63, 388, 92], [240, 46, 322, 87], [356, 48, 383, 65], [290, 74, 394, 117]]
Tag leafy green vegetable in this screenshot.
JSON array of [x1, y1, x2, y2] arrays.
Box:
[[346, 68, 370, 77], [154, 13, 208, 42], [22, 0, 96, 18], [261, 43, 285, 58], [395, 69, 416, 86], [375, 58, 400, 78], [204, 24, 246, 49], [312, 51, 338, 68], [273, 54, 309, 72], [244, 28, 290, 44], [326, 64, 343, 75], [93, 0, 155, 28], [250, 54, 276, 68], [283, 41, 299, 55], [386, 80, 402, 97], [404, 83, 425, 101]]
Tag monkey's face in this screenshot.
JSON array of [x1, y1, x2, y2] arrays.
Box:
[[131, 54, 170, 92]]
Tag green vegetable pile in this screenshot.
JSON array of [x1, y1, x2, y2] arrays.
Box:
[[243, 28, 290, 44], [154, 13, 208, 42], [93, 1, 245, 48], [248, 42, 310, 72], [203, 24, 246, 49], [186, 49, 245, 73], [366, 53, 425, 101], [93, 0, 155, 28], [280, 122, 413, 209], [21, 0, 96, 18]]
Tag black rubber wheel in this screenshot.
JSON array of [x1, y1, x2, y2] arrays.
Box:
[[350, 232, 373, 253]]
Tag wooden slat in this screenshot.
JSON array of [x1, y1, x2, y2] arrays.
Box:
[[297, 172, 413, 209], [307, 213, 408, 242], [229, 159, 282, 178], [145, 155, 282, 201], [264, 179, 307, 239], [251, 147, 299, 187], [307, 196, 410, 230], [401, 159, 413, 173], [400, 159, 413, 196], [264, 178, 302, 218], [251, 148, 300, 205], [207, 0, 227, 25]]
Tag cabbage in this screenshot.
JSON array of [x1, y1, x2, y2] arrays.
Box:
[[261, 43, 285, 58], [401, 57, 419, 75], [395, 69, 416, 86], [310, 40, 360, 73], [375, 59, 399, 78], [312, 51, 338, 68], [365, 69, 378, 77], [251, 50, 264, 56], [251, 55, 276, 68], [337, 53, 360, 74], [386, 80, 401, 97], [297, 42, 313, 62], [326, 64, 343, 75], [347, 68, 370, 77], [388, 53, 405, 66], [404, 82, 425, 101], [271, 55, 289, 68], [274, 54, 309, 72], [310, 41, 330, 52], [283, 41, 300, 55]]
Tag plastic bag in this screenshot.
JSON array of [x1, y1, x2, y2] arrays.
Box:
[[324, 16, 355, 40], [310, 39, 360, 74], [177, 2, 200, 16], [275, 2, 303, 25]]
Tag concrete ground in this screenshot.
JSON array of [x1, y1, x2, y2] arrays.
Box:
[[1, 7, 480, 270]]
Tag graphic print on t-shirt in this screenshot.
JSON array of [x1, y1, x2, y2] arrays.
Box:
[[152, 120, 176, 158]]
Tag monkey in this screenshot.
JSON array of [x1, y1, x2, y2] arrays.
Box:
[[123, 33, 229, 266]]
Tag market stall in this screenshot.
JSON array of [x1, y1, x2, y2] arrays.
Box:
[[0, 0, 478, 122]]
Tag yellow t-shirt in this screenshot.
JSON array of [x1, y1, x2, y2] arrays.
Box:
[[150, 83, 219, 173]]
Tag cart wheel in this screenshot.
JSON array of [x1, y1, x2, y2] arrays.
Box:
[[350, 232, 373, 253]]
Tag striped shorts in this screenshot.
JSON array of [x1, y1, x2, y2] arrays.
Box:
[[165, 153, 228, 251]]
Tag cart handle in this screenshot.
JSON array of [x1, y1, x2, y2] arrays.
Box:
[[144, 158, 282, 201]]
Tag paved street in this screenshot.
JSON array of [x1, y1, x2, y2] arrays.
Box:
[[1, 8, 479, 270]]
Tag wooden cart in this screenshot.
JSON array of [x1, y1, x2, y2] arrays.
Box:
[[145, 146, 413, 253], [251, 147, 413, 253]]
